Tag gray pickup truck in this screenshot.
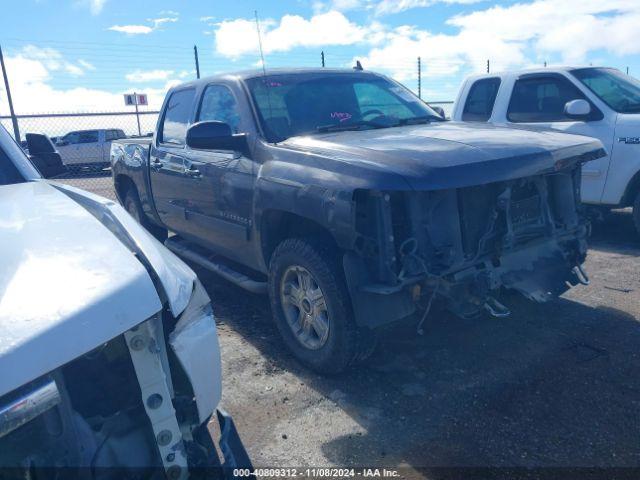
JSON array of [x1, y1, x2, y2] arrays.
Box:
[[111, 68, 605, 373]]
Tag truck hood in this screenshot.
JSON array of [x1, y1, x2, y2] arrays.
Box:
[[0, 181, 195, 397], [281, 122, 606, 190]]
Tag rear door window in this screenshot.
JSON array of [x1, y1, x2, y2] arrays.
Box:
[[462, 78, 501, 121], [507, 75, 589, 122], [160, 88, 196, 145], [78, 130, 99, 144]]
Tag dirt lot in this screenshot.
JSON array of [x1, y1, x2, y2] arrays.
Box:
[[197, 211, 640, 477], [59, 175, 640, 476]]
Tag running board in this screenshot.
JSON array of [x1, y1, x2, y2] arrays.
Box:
[[164, 237, 267, 295]]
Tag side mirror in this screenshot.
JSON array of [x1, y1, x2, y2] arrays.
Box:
[[432, 106, 446, 119], [564, 99, 591, 119], [186, 121, 248, 153], [56, 140, 69, 147]]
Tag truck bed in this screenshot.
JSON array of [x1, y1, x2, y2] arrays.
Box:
[[110, 137, 152, 170]]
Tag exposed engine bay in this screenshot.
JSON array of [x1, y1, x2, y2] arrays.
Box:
[[348, 165, 589, 325], [0, 315, 215, 480]]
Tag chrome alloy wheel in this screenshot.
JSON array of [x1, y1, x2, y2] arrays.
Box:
[[279, 265, 330, 350]]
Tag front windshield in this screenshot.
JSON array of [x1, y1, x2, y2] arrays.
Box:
[[245, 72, 443, 142], [571, 67, 640, 113]]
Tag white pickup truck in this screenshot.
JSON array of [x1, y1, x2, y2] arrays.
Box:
[[452, 67, 640, 232], [55, 128, 127, 171], [0, 124, 251, 477]]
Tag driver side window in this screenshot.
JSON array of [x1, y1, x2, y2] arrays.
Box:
[[64, 132, 80, 144], [507, 76, 589, 123], [198, 85, 241, 133]]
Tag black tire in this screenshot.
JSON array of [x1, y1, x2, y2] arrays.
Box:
[[123, 188, 168, 242], [268, 237, 375, 374], [633, 192, 640, 237]]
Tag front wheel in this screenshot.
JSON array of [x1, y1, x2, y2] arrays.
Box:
[[268, 238, 375, 374]]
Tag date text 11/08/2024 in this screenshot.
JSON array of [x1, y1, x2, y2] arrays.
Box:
[[233, 468, 400, 477]]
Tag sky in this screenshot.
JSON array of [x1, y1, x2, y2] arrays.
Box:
[[0, 0, 640, 115]]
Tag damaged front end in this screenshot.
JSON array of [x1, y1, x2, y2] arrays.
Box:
[[345, 164, 589, 327]]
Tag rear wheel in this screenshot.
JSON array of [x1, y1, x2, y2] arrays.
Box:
[[123, 188, 167, 242], [268, 238, 376, 374]]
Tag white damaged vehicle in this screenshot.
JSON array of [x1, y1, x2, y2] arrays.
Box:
[[0, 124, 251, 478]]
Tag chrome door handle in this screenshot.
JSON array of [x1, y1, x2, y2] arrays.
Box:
[[150, 159, 162, 171], [184, 168, 201, 178]]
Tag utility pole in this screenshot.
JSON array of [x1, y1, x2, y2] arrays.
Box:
[[626, 66, 629, 75], [321, 51, 325, 68], [133, 92, 141, 136], [544, 60, 547, 67], [0, 44, 20, 142], [417, 57, 422, 99], [194, 45, 201, 79], [487, 59, 490, 73]]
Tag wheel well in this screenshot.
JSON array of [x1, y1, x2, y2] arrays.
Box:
[[114, 174, 136, 204], [261, 210, 338, 265]]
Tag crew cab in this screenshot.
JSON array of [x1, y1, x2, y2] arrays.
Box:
[[56, 128, 127, 170], [111, 68, 605, 374], [452, 67, 640, 232], [0, 124, 250, 477]]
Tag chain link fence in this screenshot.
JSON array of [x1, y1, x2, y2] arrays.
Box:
[[1, 111, 160, 201]]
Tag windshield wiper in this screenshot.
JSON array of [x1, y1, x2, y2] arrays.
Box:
[[316, 120, 388, 133], [622, 103, 640, 113], [395, 115, 440, 126]]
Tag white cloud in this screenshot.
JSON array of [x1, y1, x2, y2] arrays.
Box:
[[374, 0, 483, 15], [108, 13, 178, 35], [108, 24, 154, 35], [76, 0, 106, 15], [447, 0, 640, 63], [356, 0, 640, 90], [314, 0, 483, 15], [214, 11, 371, 57], [18, 46, 92, 77], [0, 50, 177, 116], [126, 69, 175, 83], [78, 60, 96, 71]]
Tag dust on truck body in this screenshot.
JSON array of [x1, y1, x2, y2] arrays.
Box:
[[111, 68, 605, 373]]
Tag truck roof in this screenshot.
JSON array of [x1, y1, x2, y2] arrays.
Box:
[[463, 65, 615, 83], [172, 67, 384, 89]]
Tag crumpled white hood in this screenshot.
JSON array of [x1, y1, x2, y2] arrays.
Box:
[[0, 181, 162, 397]]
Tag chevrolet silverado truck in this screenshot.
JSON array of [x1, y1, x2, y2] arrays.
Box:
[[0, 124, 251, 478], [452, 67, 640, 233], [111, 68, 605, 374]]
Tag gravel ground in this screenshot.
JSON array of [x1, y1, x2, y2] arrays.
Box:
[[196, 211, 640, 477], [62, 175, 640, 476]]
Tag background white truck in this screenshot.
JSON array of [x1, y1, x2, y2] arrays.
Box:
[[55, 128, 127, 170], [452, 67, 640, 233]]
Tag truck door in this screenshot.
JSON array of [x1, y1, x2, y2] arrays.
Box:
[[181, 83, 255, 262], [149, 88, 197, 233], [504, 74, 614, 204]]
